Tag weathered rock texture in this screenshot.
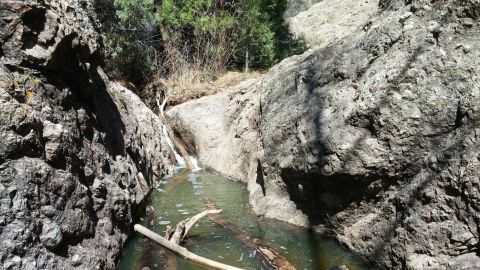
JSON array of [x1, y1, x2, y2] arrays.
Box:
[[285, 0, 323, 17], [0, 1, 173, 269], [167, 0, 480, 269], [167, 79, 260, 182], [287, 0, 379, 47]]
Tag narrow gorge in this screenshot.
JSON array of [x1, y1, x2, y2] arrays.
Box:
[[1, 0, 479, 270]]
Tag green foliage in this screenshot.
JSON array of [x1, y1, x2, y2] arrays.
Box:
[[94, 0, 160, 84], [153, 0, 238, 77], [114, 0, 155, 26], [94, 0, 305, 84], [232, 0, 305, 69]]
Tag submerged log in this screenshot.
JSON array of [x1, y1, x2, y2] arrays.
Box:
[[135, 224, 245, 270], [136, 206, 294, 270], [141, 206, 178, 270], [203, 198, 296, 270]]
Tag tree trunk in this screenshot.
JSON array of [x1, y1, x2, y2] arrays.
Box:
[[135, 224, 245, 270], [204, 198, 296, 270], [244, 47, 249, 73], [168, 209, 222, 244]]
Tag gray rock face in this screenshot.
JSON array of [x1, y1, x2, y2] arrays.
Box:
[[0, 1, 173, 269], [167, 0, 480, 269], [40, 220, 63, 249], [285, 0, 323, 17], [167, 79, 260, 182], [287, 0, 379, 47]]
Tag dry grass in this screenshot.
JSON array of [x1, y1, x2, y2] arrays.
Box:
[[161, 70, 263, 106]]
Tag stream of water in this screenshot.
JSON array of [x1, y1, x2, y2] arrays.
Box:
[[118, 169, 377, 270]]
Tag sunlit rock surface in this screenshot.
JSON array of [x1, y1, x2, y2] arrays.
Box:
[[168, 0, 480, 268], [287, 0, 379, 47]]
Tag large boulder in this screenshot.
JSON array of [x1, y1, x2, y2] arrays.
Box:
[[256, 0, 480, 267], [287, 0, 379, 47], [0, 1, 173, 269], [167, 79, 260, 182], [167, 0, 480, 268]]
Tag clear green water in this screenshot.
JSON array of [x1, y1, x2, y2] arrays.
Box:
[[118, 170, 377, 270]]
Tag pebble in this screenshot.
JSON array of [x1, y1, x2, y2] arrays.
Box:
[[461, 18, 474, 27], [39, 220, 63, 249], [427, 20, 442, 33]]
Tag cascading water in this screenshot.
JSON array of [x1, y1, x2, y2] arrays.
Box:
[[158, 98, 201, 171], [158, 98, 186, 167], [162, 125, 186, 166], [189, 155, 201, 171]]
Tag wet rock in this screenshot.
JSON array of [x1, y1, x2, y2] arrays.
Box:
[[40, 220, 63, 249]]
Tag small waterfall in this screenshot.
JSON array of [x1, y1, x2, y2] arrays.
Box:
[[158, 98, 203, 172], [189, 155, 201, 171], [158, 98, 186, 167], [163, 125, 186, 166]]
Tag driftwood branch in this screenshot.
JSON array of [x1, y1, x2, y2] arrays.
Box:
[[204, 198, 296, 270], [169, 209, 222, 244], [134, 224, 245, 270], [136, 205, 295, 270]]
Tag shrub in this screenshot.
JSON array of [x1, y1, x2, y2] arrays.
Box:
[[94, 0, 160, 84], [232, 0, 305, 70], [94, 0, 305, 84], [156, 0, 236, 79]]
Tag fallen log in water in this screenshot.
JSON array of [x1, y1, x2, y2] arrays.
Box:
[[168, 209, 223, 244], [136, 206, 296, 270], [203, 198, 296, 270], [141, 206, 177, 270], [135, 224, 245, 270]]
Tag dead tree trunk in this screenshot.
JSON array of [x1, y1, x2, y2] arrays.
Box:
[[135, 209, 245, 270], [204, 198, 296, 270], [135, 224, 245, 270], [136, 206, 296, 270], [166, 209, 222, 244]]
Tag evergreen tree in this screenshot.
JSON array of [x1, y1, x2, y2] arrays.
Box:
[[94, 0, 306, 82]]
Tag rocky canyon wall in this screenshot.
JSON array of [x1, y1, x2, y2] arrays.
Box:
[[0, 1, 173, 269], [167, 0, 480, 269]]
